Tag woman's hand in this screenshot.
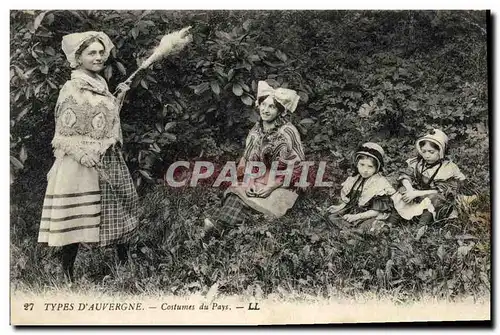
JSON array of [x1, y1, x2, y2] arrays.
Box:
[[116, 82, 131, 94], [115, 82, 131, 100], [254, 184, 278, 198], [342, 214, 360, 223], [80, 154, 99, 168], [246, 187, 257, 197], [326, 205, 337, 214], [402, 191, 418, 203]]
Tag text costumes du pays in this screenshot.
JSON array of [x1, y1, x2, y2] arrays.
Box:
[[164, 160, 333, 188], [42, 302, 234, 312]]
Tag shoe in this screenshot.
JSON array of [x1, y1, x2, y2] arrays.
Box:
[[204, 218, 215, 231]]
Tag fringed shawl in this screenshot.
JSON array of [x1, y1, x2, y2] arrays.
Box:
[[51, 69, 122, 160]]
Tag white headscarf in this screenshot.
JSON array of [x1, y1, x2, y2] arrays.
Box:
[[256, 81, 300, 113], [62, 31, 115, 68]]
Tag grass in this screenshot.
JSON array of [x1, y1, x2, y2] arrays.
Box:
[[10, 182, 491, 306]]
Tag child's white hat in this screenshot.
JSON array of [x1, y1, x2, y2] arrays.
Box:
[[355, 142, 385, 172], [416, 129, 449, 159]]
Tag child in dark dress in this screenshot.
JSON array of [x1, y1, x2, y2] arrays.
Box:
[[327, 142, 396, 233]]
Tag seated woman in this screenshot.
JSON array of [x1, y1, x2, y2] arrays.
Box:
[[203, 81, 305, 237]]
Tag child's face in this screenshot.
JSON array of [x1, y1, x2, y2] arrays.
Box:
[[357, 157, 377, 179], [420, 142, 440, 164]]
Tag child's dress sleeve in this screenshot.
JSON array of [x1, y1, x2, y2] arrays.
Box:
[[398, 157, 418, 185], [434, 162, 466, 198]]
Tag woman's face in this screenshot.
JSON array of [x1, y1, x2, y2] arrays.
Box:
[[258, 96, 279, 123], [420, 142, 440, 164], [357, 157, 377, 179], [77, 41, 105, 73]]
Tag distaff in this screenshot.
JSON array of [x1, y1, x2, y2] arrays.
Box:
[[109, 26, 192, 118], [112, 26, 192, 98]]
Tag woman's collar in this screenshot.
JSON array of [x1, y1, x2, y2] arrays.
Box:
[[71, 69, 108, 94], [258, 121, 278, 134]]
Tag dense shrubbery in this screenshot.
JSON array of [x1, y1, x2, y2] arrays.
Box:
[[10, 10, 489, 298]]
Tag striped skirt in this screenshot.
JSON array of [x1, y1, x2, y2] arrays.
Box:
[[38, 154, 101, 246], [38, 146, 139, 247]]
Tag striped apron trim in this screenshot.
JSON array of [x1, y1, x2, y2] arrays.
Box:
[[38, 190, 101, 246]]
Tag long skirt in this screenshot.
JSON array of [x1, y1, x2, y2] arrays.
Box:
[[208, 194, 252, 229], [38, 146, 139, 247]]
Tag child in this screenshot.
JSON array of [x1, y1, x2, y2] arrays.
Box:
[[391, 129, 466, 225], [327, 142, 396, 233]]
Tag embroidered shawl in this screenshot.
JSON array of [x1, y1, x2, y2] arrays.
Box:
[[51, 70, 122, 161]]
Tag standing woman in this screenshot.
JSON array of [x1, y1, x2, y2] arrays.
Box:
[[38, 31, 138, 282], [203, 80, 305, 237]]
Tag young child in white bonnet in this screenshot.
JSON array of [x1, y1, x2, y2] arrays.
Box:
[[391, 128, 466, 225]]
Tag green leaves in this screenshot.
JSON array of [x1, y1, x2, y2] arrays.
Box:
[[104, 65, 113, 81], [415, 225, 427, 241], [164, 122, 176, 132], [227, 69, 235, 81], [457, 242, 475, 259], [299, 118, 315, 125], [162, 133, 177, 141], [232, 83, 243, 96], [19, 145, 28, 163], [210, 81, 220, 95], [275, 50, 288, 62], [358, 101, 376, 118], [138, 169, 153, 181], [131, 27, 139, 40], [242, 19, 252, 31], [192, 82, 210, 95], [10, 156, 24, 170], [33, 11, 48, 32], [115, 61, 127, 76], [215, 30, 232, 41], [437, 245, 446, 261], [241, 95, 253, 106]]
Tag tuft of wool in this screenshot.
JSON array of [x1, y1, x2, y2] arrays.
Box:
[[140, 26, 192, 69]]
